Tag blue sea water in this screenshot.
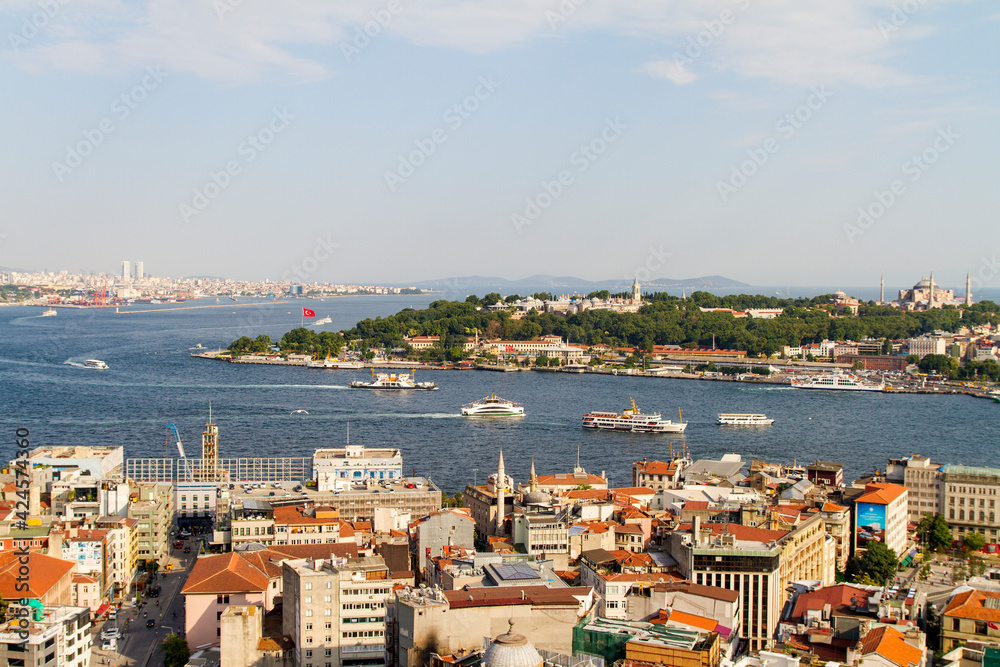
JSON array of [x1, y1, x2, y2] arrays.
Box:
[[0, 295, 997, 492]]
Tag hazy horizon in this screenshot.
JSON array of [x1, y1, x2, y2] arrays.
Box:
[[1, 1, 997, 287]]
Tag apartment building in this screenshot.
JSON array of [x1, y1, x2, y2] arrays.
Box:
[[941, 465, 1000, 544], [886, 455, 944, 522], [854, 483, 909, 557], [127, 482, 174, 563], [942, 590, 1000, 651], [313, 444, 403, 492], [94, 515, 139, 598], [0, 605, 92, 667], [632, 459, 683, 491], [282, 556, 395, 667]]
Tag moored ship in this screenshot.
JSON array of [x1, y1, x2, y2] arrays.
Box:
[[582, 399, 686, 433], [791, 373, 885, 391], [349, 370, 437, 390], [462, 395, 524, 417], [307, 357, 365, 369], [717, 413, 774, 426]]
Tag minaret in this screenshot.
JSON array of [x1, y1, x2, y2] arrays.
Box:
[[201, 403, 219, 482], [966, 272, 973, 306], [529, 458, 538, 493], [496, 448, 506, 537], [880, 274, 884, 305], [632, 276, 641, 303], [928, 272, 935, 309]]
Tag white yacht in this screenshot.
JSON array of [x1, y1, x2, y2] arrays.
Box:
[[84, 359, 109, 370], [349, 371, 437, 390], [583, 399, 686, 433], [462, 395, 524, 417], [717, 413, 774, 426], [312, 316, 332, 326], [791, 373, 885, 391]]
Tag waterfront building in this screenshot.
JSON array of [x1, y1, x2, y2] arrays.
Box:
[[313, 443, 403, 492], [942, 589, 1000, 651], [176, 480, 219, 530], [806, 461, 844, 487], [853, 483, 908, 556], [391, 584, 594, 667], [839, 355, 909, 372], [0, 605, 92, 667], [908, 334, 948, 358], [404, 335, 439, 350], [282, 555, 399, 667]]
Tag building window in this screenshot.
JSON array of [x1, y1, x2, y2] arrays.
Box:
[[977, 621, 988, 635], [306, 624, 312, 631], [325, 649, 332, 657], [954, 619, 962, 631], [305, 651, 312, 658], [216, 595, 229, 604]]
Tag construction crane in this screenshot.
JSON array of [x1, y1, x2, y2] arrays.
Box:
[[166, 424, 187, 459]]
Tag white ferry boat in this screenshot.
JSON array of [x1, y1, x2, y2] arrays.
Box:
[[312, 316, 332, 326], [717, 413, 774, 426], [790, 373, 885, 391], [582, 399, 687, 433], [349, 371, 437, 390], [462, 395, 524, 417], [84, 359, 109, 370], [307, 357, 365, 369], [41, 308, 57, 317]]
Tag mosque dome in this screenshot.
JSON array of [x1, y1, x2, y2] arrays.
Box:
[[522, 491, 551, 506], [483, 620, 542, 667], [833, 290, 847, 299], [914, 278, 933, 288]]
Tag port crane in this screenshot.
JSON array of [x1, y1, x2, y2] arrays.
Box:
[[166, 424, 187, 459]]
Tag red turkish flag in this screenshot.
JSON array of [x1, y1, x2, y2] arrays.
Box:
[[990, 622, 999, 630], [302, 308, 315, 317]]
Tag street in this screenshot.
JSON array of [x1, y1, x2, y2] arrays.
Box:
[[90, 541, 195, 667]]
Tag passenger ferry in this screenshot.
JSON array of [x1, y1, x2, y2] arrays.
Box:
[[717, 413, 774, 426], [349, 370, 437, 390], [84, 359, 109, 370], [41, 308, 57, 317], [461, 395, 524, 417], [312, 316, 333, 326], [307, 357, 365, 369], [582, 399, 686, 433], [791, 373, 885, 391]]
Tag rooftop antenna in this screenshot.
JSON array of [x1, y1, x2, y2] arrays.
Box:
[[209, 401, 213, 424], [577, 442, 581, 471]]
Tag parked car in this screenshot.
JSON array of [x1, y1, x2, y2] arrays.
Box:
[[101, 628, 121, 640], [174, 541, 183, 549], [102, 639, 117, 651], [183, 547, 191, 553]]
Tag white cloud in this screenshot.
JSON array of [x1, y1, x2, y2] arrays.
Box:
[[642, 59, 698, 85], [0, 0, 967, 88]]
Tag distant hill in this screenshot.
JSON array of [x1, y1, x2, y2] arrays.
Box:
[[412, 274, 749, 292]]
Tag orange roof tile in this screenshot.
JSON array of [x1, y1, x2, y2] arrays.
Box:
[[856, 483, 907, 505], [667, 609, 718, 633], [944, 589, 1000, 621], [635, 461, 677, 475], [0, 552, 75, 600], [860, 626, 923, 667]]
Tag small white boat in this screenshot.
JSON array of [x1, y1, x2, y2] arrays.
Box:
[[462, 395, 524, 417], [41, 308, 57, 317], [312, 316, 332, 326], [84, 359, 108, 370], [717, 413, 774, 426]]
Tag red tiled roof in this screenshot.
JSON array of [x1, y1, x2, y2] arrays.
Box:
[[860, 626, 923, 667], [443, 585, 591, 608], [944, 589, 1000, 621], [0, 552, 75, 600], [273, 505, 341, 526], [856, 483, 907, 505], [667, 609, 718, 633], [791, 584, 872, 620], [635, 461, 677, 475], [181, 543, 358, 595], [537, 473, 607, 486]]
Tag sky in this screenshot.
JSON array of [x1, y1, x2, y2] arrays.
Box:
[[0, 0, 997, 289]]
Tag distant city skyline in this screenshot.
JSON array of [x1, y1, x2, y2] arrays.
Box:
[[1, 2, 996, 286]]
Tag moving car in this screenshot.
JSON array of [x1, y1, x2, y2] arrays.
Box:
[[102, 639, 117, 651], [101, 628, 121, 640], [146, 619, 155, 628], [183, 547, 191, 553]]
